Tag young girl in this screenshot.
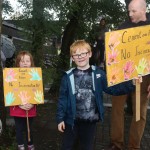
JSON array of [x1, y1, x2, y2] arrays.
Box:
[[10, 51, 36, 150]]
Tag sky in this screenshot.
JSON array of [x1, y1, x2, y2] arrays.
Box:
[[120, 0, 125, 4], [7, 0, 19, 10], [3, 0, 23, 19]]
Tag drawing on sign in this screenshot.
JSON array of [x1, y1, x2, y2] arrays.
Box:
[[108, 32, 121, 51], [5, 92, 15, 106], [135, 58, 147, 75], [18, 91, 31, 105], [34, 90, 43, 103], [123, 61, 134, 80], [108, 49, 119, 65], [147, 60, 150, 73], [29, 68, 41, 81], [109, 67, 120, 85], [5, 69, 17, 82], [3, 68, 44, 106]]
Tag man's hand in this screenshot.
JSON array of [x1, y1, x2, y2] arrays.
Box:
[[132, 76, 142, 85], [19, 103, 34, 111], [58, 121, 65, 132]]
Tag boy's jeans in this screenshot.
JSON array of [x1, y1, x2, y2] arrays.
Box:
[[111, 75, 150, 150], [61, 121, 96, 150]]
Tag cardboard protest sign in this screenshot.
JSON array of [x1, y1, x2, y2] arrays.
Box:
[[3, 67, 44, 106], [105, 25, 150, 87]]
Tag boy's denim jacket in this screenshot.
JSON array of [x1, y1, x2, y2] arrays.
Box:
[[56, 65, 135, 126]]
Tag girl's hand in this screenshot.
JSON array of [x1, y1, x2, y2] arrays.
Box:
[[26, 103, 34, 110], [58, 121, 65, 132], [19, 103, 34, 110]]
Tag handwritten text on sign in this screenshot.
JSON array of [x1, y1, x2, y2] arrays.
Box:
[[105, 25, 150, 87], [3, 68, 44, 106]]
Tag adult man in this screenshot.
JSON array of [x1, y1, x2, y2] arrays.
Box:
[[105, 0, 150, 150]]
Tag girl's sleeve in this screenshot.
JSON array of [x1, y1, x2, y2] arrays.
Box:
[[56, 74, 68, 124], [102, 71, 135, 95]]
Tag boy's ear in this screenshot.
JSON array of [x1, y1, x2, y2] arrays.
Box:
[[71, 57, 75, 61], [89, 51, 92, 58]]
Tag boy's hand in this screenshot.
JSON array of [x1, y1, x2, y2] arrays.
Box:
[[147, 85, 150, 99], [19, 103, 34, 111], [132, 76, 142, 85], [58, 121, 65, 132]]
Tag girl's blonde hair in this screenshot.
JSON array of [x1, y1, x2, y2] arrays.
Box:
[[70, 40, 91, 56], [15, 51, 35, 67]]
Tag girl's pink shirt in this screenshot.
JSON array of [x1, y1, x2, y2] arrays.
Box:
[[10, 105, 37, 117]]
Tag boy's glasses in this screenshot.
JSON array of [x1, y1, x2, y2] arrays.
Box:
[[72, 52, 89, 59]]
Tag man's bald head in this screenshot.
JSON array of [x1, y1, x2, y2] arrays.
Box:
[[128, 0, 147, 23], [130, 0, 146, 11]]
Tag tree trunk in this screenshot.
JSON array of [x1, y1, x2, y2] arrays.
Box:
[[0, 0, 6, 132], [32, 0, 45, 67], [49, 2, 82, 95], [59, 1, 83, 70], [61, 14, 79, 56], [58, 13, 79, 70]]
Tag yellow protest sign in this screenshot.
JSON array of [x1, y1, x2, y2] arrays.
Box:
[[105, 25, 150, 87], [3, 67, 44, 106]]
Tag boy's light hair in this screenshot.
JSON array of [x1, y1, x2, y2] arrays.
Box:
[[70, 40, 91, 56]]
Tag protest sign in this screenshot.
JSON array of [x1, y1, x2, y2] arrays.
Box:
[[105, 25, 150, 87], [3, 68, 44, 106]]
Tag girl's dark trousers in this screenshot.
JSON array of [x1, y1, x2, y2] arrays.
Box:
[[14, 117, 34, 146]]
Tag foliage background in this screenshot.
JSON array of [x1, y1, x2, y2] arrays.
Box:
[[1, 0, 150, 148]]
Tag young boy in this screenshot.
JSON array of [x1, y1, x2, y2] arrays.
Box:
[[56, 40, 134, 150]]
